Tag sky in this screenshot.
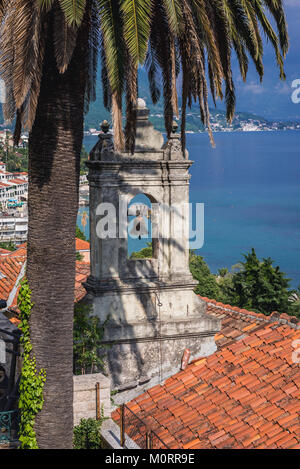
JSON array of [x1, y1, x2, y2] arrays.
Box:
[[1, 2, 299, 122], [227, 1, 300, 120]]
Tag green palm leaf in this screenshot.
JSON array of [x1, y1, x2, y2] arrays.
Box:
[[58, 0, 86, 27], [98, 0, 125, 94], [254, 0, 285, 79], [121, 0, 152, 66], [37, 0, 54, 11], [262, 0, 289, 56], [162, 0, 182, 34]]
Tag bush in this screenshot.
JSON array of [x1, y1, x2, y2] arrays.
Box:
[[73, 418, 104, 449], [73, 304, 109, 375], [189, 250, 224, 301], [76, 225, 87, 241], [227, 248, 291, 315]]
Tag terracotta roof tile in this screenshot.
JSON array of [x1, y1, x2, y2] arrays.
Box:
[[75, 238, 90, 251], [0, 243, 90, 323], [113, 297, 300, 449]]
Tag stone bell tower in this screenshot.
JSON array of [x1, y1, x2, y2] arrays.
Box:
[[84, 99, 220, 401]]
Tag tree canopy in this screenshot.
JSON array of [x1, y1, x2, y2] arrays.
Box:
[[0, 0, 289, 150]]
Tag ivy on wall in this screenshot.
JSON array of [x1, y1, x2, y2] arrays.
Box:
[[17, 279, 46, 449]]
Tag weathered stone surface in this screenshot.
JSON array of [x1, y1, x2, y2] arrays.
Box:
[[73, 373, 111, 426], [84, 101, 221, 403]]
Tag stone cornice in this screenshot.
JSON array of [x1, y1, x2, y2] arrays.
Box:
[[84, 275, 198, 296]]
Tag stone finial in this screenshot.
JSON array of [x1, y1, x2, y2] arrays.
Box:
[[131, 97, 164, 151], [89, 121, 114, 161], [137, 98, 146, 109], [101, 120, 110, 134], [172, 121, 179, 134], [162, 120, 184, 160]]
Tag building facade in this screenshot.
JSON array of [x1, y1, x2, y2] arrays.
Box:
[[84, 100, 220, 402]]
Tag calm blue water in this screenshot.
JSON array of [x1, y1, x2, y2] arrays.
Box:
[[79, 131, 300, 288]]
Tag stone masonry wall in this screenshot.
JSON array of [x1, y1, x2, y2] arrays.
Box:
[[73, 373, 111, 426]]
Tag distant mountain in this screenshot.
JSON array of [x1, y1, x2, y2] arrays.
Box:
[[2, 3, 300, 129], [2, 58, 300, 135], [83, 68, 300, 133]]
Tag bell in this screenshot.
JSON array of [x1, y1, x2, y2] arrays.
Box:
[[130, 214, 149, 239]]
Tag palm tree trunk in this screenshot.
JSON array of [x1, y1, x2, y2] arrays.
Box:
[[26, 13, 87, 449]]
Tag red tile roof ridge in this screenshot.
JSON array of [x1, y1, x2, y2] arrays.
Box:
[[200, 296, 300, 331]]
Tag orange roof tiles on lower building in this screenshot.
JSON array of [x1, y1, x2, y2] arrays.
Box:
[[0, 243, 90, 320], [112, 297, 300, 449]]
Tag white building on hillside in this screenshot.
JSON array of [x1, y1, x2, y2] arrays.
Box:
[[0, 212, 28, 245], [0, 163, 28, 207]]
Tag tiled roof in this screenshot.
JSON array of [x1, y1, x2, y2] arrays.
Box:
[[112, 298, 300, 449], [0, 241, 90, 319], [75, 262, 90, 302], [0, 255, 26, 306], [76, 238, 90, 251], [202, 297, 300, 347], [0, 248, 11, 255], [9, 244, 27, 257]]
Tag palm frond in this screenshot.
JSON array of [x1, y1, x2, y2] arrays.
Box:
[[170, 37, 178, 117], [84, 0, 100, 112], [0, 0, 5, 22], [53, 6, 78, 74], [111, 90, 125, 151], [149, 2, 173, 137], [37, 0, 55, 11], [254, 0, 285, 79], [125, 53, 138, 152], [161, 0, 182, 34], [100, 47, 112, 110], [0, 1, 17, 121], [145, 45, 161, 104], [22, 9, 46, 131], [58, 0, 86, 27], [121, 0, 152, 66], [262, 0, 289, 56], [0, 0, 290, 152], [98, 0, 125, 94], [206, 0, 235, 122]]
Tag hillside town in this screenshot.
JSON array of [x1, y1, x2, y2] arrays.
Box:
[[0, 159, 28, 246]]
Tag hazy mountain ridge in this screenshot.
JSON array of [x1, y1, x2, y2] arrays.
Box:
[[1, 70, 300, 134], [80, 69, 300, 133]]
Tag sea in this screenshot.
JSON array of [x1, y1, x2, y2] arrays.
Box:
[[78, 130, 300, 289]]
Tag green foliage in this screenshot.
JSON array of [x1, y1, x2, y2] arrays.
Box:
[[0, 145, 28, 172], [218, 268, 229, 278], [288, 287, 300, 319], [73, 304, 108, 375], [0, 142, 88, 174], [0, 241, 17, 251], [76, 251, 84, 261], [121, 0, 152, 65], [98, 0, 126, 94], [1, 0, 289, 150], [226, 248, 291, 315], [189, 249, 294, 317], [17, 279, 46, 449], [42, 0, 87, 27], [130, 242, 153, 259], [76, 225, 87, 241], [80, 146, 89, 174], [73, 417, 105, 449], [189, 251, 224, 301]]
